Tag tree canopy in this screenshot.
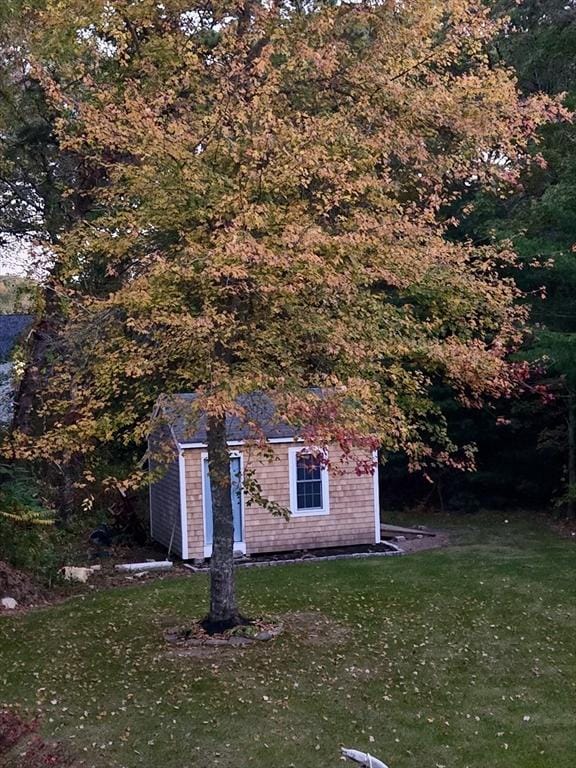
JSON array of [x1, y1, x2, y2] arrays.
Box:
[[10, 0, 559, 482]]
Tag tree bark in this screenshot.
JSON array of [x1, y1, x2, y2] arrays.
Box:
[[568, 388, 575, 519], [203, 412, 242, 631], [12, 280, 60, 435]]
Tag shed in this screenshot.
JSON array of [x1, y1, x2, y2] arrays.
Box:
[[149, 393, 381, 560]]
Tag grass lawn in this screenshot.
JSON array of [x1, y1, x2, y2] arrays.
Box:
[[1, 512, 575, 768]]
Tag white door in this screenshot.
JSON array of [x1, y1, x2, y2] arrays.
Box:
[[202, 455, 244, 556]]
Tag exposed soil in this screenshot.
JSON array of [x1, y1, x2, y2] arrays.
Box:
[[61, 541, 186, 592], [237, 541, 400, 562], [164, 616, 284, 658], [389, 531, 450, 553], [199, 613, 252, 635], [0, 561, 47, 608], [163, 612, 349, 660]]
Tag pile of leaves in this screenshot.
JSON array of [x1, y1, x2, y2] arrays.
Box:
[[0, 710, 77, 768]]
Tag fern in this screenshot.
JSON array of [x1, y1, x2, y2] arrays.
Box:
[[0, 463, 55, 527]]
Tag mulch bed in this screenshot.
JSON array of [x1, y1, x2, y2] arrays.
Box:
[[161, 612, 350, 661], [250, 541, 399, 560], [183, 541, 404, 573]]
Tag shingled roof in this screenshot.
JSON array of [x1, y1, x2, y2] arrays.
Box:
[[162, 391, 300, 445], [0, 315, 33, 361]]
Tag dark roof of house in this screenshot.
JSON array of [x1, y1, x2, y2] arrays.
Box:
[[0, 314, 33, 361], [163, 391, 303, 445]]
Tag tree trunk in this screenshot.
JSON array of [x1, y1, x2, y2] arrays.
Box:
[[568, 389, 575, 520], [11, 279, 81, 523], [12, 280, 60, 435], [203, 412, 242, 632]]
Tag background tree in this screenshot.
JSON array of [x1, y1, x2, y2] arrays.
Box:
[[462, 0, 576, 514], [0, 0, 73, 512], [0, 0, 146, 524], [493, 0, 576, 516], [13, 0, 556, 626], [384, 0, 576, 514]]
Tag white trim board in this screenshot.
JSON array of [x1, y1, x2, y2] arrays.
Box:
[[177, 436, 300, 449], [372, 450, 381, 544], [178, 451, 190, 559]]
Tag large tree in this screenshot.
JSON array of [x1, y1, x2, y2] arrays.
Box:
[[14, 0, 557, 626], [435, 0, 576, 515]]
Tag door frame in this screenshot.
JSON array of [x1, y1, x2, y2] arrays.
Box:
[[200, 450, 246, 558]]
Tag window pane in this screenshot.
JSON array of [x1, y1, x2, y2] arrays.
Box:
[[296, 479, 322, 510], [296, 454, 321, 481]]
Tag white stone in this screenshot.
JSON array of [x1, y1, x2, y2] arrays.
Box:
[[1, 597, 18, 610]]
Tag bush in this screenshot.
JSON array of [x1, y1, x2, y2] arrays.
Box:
[[0, 710, 36, 755], [0, 464, 60, 585], [0, 710, 76, 768]]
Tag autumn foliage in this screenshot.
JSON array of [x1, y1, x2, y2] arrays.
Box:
[[6, 0, 560, 487]]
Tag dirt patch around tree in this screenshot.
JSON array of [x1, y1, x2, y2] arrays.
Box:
[[162, 611, 351, 660], [163, 616, 284, 659]]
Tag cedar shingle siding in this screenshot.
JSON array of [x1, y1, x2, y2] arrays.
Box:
[[182, 443, 376, 559], [149, 427, 182, 557]]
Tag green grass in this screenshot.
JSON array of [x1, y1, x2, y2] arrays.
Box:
[[1, 512, 575, 768]]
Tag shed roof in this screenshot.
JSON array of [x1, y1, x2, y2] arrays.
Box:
[[162, 391, 304, 445], [0, 315, 33, 361]]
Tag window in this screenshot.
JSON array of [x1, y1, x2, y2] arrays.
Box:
[[289, 447, 329, 516]]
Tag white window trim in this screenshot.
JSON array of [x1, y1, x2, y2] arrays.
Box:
[[201, 451, 246, 558], [288, 446, 330, 517]]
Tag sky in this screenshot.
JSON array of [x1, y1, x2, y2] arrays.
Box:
[[0, 237, 42, 277]]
